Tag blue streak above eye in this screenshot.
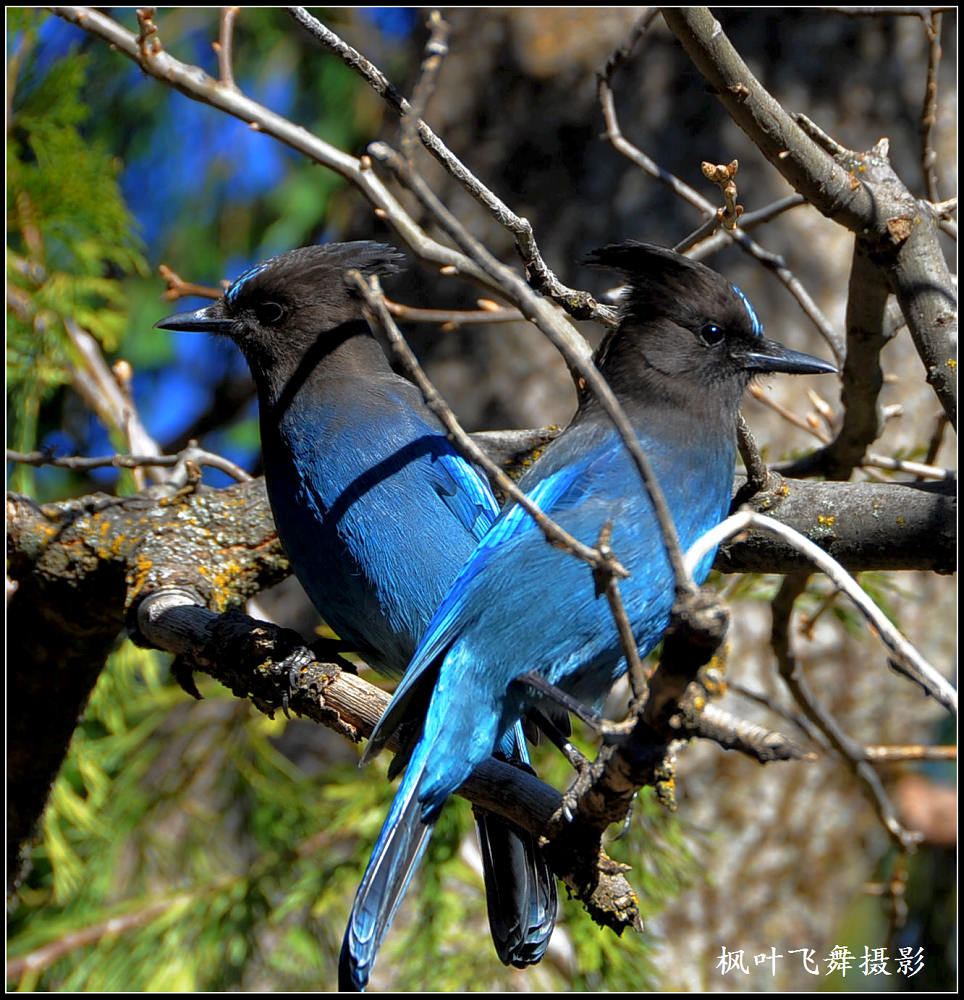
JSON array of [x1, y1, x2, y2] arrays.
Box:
[[225, 260, 272, 308], [732, 283, 764, 338]]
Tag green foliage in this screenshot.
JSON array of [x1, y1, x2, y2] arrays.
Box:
[[6, 9, 147, 493], [8, 638, 700, 991], [9, 640, 332, 991]]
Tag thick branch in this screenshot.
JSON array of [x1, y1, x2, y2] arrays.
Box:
[[7, 450, 954, 905], [134, 589, 639, 934], [9, 458, 952, 876], [722, 473, 956, 575], [5, 479, 286, 887]]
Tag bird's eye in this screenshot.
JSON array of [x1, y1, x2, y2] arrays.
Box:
[[698, 323, 725, 346], [254, 301, 285, 325]]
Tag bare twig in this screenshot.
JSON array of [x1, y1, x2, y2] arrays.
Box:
[[927, 195, 957, 218], [675, 160, 744, 254], [735, 413, 770, 493], [216, 6, 240, 90], [817, 7, 955, 17], [686, 511, 957, 714], [6, 441, 253, 484], [286, 6, 611, 322], [922, 411, 950, 469], [385, 297, 523, 327], [594, 520, 649, 713], [771, 574, 922, 853], [919, 11, 944, 202], [400, 10, 448, 162], [727, 679, 824, 745], [736, 193, 807, 230], [158, 263, 223, 302], [63, 318, 169, 484], [863, 744, 957, 763], [135, 7, 161, 60], [862, 452, 955, 481], [687, 701, 815, 763], [285, 5, 408, 114], [926, 196, 957, 240], [748, 384, 832, 442]]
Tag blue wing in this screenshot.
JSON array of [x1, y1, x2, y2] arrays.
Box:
[[428, 451, 500, 542], [376, 379, 499, 542], [361, 455, 591, 766]]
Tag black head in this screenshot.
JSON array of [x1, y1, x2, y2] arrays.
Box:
[[584, 241, 836, 403], [154, 242, 405, 373]]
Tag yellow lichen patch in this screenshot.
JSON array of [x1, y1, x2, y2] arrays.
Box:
[[196, 560, 246, 611], [701, 659, 728, 697], [221, 492, 251, 509], [107, 532, 130, 559], [125, 553, 156, 608], [817, 514, 835, 527], [214, 559, 244, 583]]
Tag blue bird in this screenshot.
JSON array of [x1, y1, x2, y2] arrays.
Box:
[[340, 241, 837, 991], [154, 242, 557, 974]]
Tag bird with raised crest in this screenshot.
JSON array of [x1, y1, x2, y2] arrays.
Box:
[[155, 241, 558, 981], [339, 240, 837, 991]]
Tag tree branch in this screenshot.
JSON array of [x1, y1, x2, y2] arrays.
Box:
[[660, 7, 958, 428], [597, 24, 844, 360], [47, 6, 508, 302], [286, 6, 613, 323], [771, 573, 922, 853], [687, 511, 957, 714], [132, 587, 641, 934]]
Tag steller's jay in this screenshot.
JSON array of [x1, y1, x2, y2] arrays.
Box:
[[339, 241, 838, 991], [154, 242, 557, 974]]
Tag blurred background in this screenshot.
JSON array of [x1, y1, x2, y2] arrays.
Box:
[[7, 7, 956, 992]]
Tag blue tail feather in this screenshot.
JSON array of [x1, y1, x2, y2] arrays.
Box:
[[339, 756, 437, 992], [477, 815, 556, 966], [480, 722, 557, 966]]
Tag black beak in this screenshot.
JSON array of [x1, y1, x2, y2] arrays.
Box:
[[736, 337, 838, 376], [154, 301, 235, 335]]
